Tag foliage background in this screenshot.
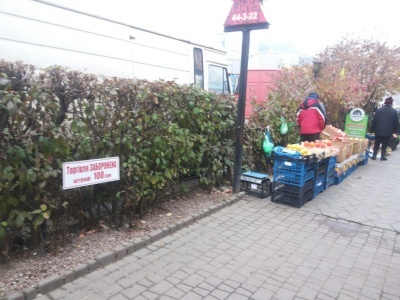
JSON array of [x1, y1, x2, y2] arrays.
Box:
[[0, 60, 236, 257], [248, 38, 400, 149], [2, 37, 400, 258]]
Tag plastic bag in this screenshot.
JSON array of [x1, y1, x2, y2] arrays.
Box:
[[280, 116, 288, 135], [263, 130, 274, 157], [273, 146, 301, 159]]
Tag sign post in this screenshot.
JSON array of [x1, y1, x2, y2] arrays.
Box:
[[224, 0, 269, 194]]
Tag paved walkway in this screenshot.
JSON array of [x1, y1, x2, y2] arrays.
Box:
[[302, 151, 400, 233], [8, 150, 400, 300]]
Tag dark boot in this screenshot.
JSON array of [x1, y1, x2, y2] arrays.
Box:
[[380, 148, 387, 161], [371, 150, 377, 160]]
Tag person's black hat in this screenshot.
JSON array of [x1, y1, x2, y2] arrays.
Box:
[[308, 92, 319, 99], [384, 97, 393, 105]]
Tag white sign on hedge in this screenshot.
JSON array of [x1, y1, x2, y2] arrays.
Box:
[[63, 157, 120, 190]]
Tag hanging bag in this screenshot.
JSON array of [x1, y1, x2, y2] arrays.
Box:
[[280, 116, 288, 135], [263, 128, 274, 157]]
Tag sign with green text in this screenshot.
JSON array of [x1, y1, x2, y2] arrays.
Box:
[[345, 108, 368, 138]]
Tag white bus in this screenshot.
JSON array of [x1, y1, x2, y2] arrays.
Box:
[[0, 0, 231, 94]]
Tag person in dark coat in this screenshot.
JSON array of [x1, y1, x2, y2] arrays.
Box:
[[296, 92, 327, 142], [370, 96, 399, 160]]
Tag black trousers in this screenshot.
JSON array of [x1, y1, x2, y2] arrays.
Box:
[[300, 133, 320, 142], [373, 135, 390, 157]]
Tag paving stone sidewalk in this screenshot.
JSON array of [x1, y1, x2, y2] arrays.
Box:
[[7, 151, 400, 300], [302, 149, 400, 233], [31, 198, 400, 300]]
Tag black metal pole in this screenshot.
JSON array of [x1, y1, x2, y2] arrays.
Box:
[[233, 29, 251, 194]]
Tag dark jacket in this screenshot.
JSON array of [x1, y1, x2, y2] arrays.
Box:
[[371, 104, 400, 137], [296, 98, 326, 135]]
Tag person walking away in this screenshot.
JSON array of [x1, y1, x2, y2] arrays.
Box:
[[296, 92, 327, 142], [370, 96, 399, 160]]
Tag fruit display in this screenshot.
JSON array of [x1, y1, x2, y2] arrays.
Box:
[[268, 125, 371, 207], [285, 143, 312, 156], [285, 139, 338, 159], [302, 139, 332, 148], [279, 128, 367, 164]]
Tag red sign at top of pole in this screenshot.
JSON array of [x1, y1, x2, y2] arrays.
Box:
[[224, 0, 268, 28]]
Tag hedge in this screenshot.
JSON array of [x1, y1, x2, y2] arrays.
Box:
[[0, 60, 239, 257]]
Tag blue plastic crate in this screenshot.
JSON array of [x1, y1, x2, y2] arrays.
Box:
[[325, 169, 335, 188], [334, 174, 346, 185], [358, 151, 369, 166], [274, 159, 316, 175], [326, 176, 335, 188], [272, 178, 314, 197], [314, 158, 327, 177], [316, 157, 327, 169], [327, 156, 336, 171], [272, 184, 314, 208], [316, 165, 326, 177], [347, 165, 357, 175], [274, 169, 315, 187], [314, 174, 325, 197]]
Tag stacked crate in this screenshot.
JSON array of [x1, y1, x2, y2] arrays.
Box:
[[325, 156, 336, 188], [271, 157, 316, 208], [358, 150, 369, 166], [314, 158, 327, 197], [335, 150, 368, 184], [334, 158, 357, 184]]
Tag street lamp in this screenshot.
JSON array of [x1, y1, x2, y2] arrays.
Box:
[[313, 61, 322, 78]]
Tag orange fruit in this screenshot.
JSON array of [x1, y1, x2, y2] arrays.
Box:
[[309, 142, 315, 148], [304, 141, 310, 147]]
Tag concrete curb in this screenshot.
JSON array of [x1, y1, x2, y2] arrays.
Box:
[[5, 192, 246, 300]]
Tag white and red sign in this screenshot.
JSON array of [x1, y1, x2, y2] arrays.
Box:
[[224, 0, 268, 27], [63, 157, 120, 190]]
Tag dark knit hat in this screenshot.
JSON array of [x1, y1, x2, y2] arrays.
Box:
[[307, 92, 319, 99], [384, 97, 393, 105]]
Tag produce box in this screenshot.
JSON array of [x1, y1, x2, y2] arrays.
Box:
[[334, 146, 347, 163], [322, 125, 347, 139], [361, 138, 368, 152], [320, 131, 332, 140], [324, 146, 340, 158], [331, 141, 353, 161], [347, 138, 363, 154]]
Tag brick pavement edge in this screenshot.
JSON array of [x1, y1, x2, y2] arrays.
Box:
[[4, 193, 246, 300]]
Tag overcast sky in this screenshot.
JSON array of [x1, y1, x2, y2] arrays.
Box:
[[47, 0, 400, 57]]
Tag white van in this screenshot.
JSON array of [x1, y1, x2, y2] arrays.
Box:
[[0, 0, 231, 94]]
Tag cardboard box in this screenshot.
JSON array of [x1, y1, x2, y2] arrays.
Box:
[[324, 146, 340, 158], [331, 141, 353, 161], [321, 131, 332, 140], [330, 145, 346, 163], [322, 125, 347, 139], [347, 138, 363, 154], [361, 138, 368, 152]]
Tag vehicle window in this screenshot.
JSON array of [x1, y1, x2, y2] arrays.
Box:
[[208, 65, 230, 94], [193, 48, 204, 89]]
